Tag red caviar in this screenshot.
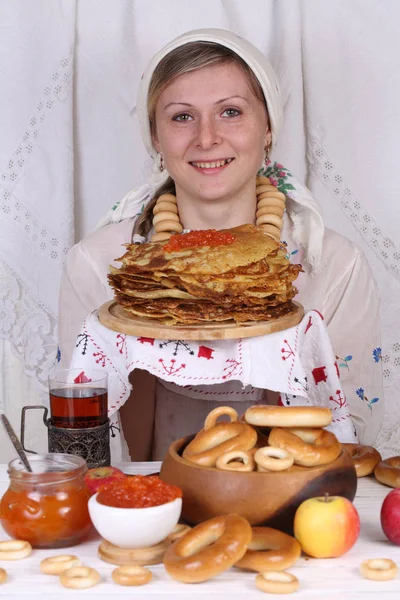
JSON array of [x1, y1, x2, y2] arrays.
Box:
[[96, 475, 182, 508], [164, 229, 235, 252]]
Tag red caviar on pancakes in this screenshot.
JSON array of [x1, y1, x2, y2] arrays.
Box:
[[163, 229, 235, 252], [96, 475, 182, 508]]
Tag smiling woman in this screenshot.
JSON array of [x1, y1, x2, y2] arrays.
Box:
[[58, 28, 383, 461]]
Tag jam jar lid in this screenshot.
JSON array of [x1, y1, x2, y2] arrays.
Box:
[[8, 453, 87, 485]]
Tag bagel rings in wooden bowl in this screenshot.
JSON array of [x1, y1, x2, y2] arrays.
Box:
[[160, 434, 357, 535]]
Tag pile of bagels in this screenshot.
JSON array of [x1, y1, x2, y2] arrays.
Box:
[[182, 404, 400, 486]]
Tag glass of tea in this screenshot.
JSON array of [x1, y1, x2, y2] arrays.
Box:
[[49, 368, 108, 429]]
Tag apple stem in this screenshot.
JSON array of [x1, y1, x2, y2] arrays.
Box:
[[324, 492, 329, 503]]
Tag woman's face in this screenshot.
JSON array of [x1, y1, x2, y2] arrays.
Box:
[[153, 61, 271, 204]]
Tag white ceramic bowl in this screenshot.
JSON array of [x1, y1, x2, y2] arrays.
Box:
[[88, 494, 182, 548]]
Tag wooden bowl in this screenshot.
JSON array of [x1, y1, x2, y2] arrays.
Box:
[[160, 435, 358, 533]]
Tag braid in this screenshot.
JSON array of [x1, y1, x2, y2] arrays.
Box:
[[133, 177, 176, 238]]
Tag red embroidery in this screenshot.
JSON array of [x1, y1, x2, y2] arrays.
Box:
[[197, 345, 215, 360], [137, 337, 155, 345], [116, 334, 127, 355], [329, 389, 348, 409], [304, 315, 313, 334], [281, 340, 295, 361], [334, 361, 340, 379], [312, 366, 327, 385], [158, 358, 186, 375], [222, 359, 240, 379], [93, 351, 107, 367]]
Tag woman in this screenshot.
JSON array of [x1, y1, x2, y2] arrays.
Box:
[[59, 29, 383, 460]]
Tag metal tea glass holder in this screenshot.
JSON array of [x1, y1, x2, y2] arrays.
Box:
[[20, 405, 111, 469]]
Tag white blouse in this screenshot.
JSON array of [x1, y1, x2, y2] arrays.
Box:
[[58, 216, 384, 454]]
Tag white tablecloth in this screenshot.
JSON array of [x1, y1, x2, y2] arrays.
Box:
[[0, 463, 399, 598]]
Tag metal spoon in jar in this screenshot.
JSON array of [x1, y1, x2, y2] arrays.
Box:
[[1, 413, 33, 472]]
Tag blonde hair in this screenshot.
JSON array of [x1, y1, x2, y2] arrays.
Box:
[[134, 41, 268, 238]]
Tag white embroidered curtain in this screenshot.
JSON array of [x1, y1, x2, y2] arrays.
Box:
[[1, 0, 399, 461]]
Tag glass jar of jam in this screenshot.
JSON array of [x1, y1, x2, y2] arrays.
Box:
[[0, 453, 92, 548]]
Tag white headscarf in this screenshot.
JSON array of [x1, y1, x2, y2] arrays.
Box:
[[97, 28, 324, 271]]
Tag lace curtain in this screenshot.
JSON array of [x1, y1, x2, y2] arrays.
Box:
[[1, 0, 400, 461]]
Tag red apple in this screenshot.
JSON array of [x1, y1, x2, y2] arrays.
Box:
[[294, 494, 360, 558], [381, 488, 400, 544], [84, 466, 127, 496]]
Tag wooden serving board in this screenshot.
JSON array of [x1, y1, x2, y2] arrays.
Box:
[[98, 300, 304, 341]]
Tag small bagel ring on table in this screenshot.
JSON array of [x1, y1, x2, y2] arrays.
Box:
[[374, 456, 400, 488], [163, 514, 252, 583], [254, 446, 294, 472], [268, 426, 342, 467], [360, 558, 398, 581], [235, 527, 301, 572], [245, 405, 333, 429], [59, 566, 101, 589], [255, 570, 299, 594], [182, 421, 257, 467], [216, 449, 256, 472], [112, 565, 152, 586], [40, 555, 81, 575], [0, 540, 32, 560], [342, 443, 382, 477], [0, 568, 7, 584]]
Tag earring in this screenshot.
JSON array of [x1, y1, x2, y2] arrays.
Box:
[[157, 152, 164, 173], [264, 143, 271, 163]]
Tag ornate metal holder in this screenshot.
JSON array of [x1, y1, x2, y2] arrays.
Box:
[[21, 405, 111, 469]]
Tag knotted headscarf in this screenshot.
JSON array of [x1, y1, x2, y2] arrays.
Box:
[[97, 28, 324, 271]]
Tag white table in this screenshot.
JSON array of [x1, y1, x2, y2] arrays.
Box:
[[0, 462, 399, 598]]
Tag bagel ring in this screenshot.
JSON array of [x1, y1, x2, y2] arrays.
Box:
[[255, 570, 299, 594], [98, 537, 170, 566], [182, 421, 257, 467], [152, 212, 180, 226], [40, 555, 81, 575], [216, 449, 255, 472], [259, 225, 280, 241], [157, 193, 177, 204], [258, 190, 286, 202], [245, 405, 332, 428], [163, 514, 252, 583], [151, 231, 172, 242], [256, 184, 277, 194], [0, 568, 7, 584], [112, 565, 152, 586], [256, 175, 271, 185], [154, 220, 183, 234], [153, 201, 178, 215], [59, 566, 101, 589], [360, 558, 398, 581], [256, 205, 285, 218], [0, 540, 32, 560], [236, 527, 301, 572], [343, 443, 382, 477], [374, 456, 400, 487], [256, 214, 283, 229], [268, 426, 342, 467], [168, 524, 192, 542], [254, 446, 294, 472], [257, 196, 286, 210], [204, 406, 238, 430]]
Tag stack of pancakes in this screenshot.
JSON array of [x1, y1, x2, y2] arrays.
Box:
[[108, 224, 303, 326]]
